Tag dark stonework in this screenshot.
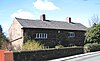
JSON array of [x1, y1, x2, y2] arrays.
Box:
[[23, 28, 86, 47], [12, 47, 83, 61]]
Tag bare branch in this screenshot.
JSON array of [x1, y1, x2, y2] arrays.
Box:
[[88, 14, 100, 26]]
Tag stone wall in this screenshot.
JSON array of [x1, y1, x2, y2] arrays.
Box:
[[23, 28, 86, 47], [8, 19, 23, 50], [13, 47, 83, 61]]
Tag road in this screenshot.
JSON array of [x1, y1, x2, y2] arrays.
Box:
[[49, 51, 100, 61]]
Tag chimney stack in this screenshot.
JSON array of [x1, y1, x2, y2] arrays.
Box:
[[40, 14, 46, 21], [69, 17, 71, 23], [66, 17, 71, 23]]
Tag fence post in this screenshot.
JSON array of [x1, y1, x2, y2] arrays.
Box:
[[0, 50, 8, 61], [4, 51, 13, 61]]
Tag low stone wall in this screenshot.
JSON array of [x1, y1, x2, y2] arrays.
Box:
[[13, 47, 83, 61]]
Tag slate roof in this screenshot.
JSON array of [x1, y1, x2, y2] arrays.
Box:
[[16, 18, 87, 31]]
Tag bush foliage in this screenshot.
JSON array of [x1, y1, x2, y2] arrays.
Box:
[[84, 43, 100, 53], [22, 40, 45, 50], [55, 44, 64, 49], [0, 33, 9, 50], [85, 23, 100, 43]]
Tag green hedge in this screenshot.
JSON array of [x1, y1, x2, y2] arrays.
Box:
[[55, 44, 64, 49], [84, 43, 100, 53]]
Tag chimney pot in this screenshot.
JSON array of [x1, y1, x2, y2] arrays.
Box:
[[40, 14, 46, 21], [69, 17, 71, 23], [66, 17, 71, 23]]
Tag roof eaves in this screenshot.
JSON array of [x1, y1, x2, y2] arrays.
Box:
[[21, 26, 87, 31]]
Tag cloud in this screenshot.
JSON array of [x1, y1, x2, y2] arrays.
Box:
[[33, 0, 59, 11], [11, 9, 34, 19]]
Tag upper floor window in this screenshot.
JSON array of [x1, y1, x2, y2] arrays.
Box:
[[68, 32, 75, 38], [35, 33, 48, 39]]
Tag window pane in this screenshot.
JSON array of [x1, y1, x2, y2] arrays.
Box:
[[39, 33, 40, 38], [46, 34, 47, 38], [43, 34, 46, 38], [68, 32, 75, 38]]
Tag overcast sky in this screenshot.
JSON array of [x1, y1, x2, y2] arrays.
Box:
[[0, 0, 100, 35]]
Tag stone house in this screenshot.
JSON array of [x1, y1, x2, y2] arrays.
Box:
[[8, 14, 87, 50]]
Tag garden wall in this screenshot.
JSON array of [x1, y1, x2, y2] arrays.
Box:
[[13, 47, 83, 61]]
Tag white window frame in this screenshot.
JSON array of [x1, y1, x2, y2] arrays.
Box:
[[68, 32, 75, 38], [35, 33, 38, 38], [35, 33, 48, 39]]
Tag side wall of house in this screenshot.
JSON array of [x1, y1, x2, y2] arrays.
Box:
[[8, 19, 23, 50], [23, 28, 86, 48]]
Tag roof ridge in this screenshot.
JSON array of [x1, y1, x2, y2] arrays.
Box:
[[15, 17, 78, 24], [15, 17, 70, 23], [15, 17, 35, 21]]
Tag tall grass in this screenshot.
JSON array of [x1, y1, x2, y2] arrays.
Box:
[[22, 40, 45, 50]]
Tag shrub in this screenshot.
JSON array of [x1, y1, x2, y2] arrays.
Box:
[[0, 33, 9, 49], [84, 43, 100, 53], [22, 40, 45, 50], [85, 23, 100, 43], [55, 44, 64, 49]]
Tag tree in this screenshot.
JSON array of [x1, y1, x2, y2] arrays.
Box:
[[85, 23, 100, 43], [0, 33, 2, 49], [0, 25, 8, 49], [89, 14, 100, 26], [0, 25, 3, 49]]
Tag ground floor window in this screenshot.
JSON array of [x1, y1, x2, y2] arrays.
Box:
[[68, 32, 75, 38], [35, 33, 48, 39]]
